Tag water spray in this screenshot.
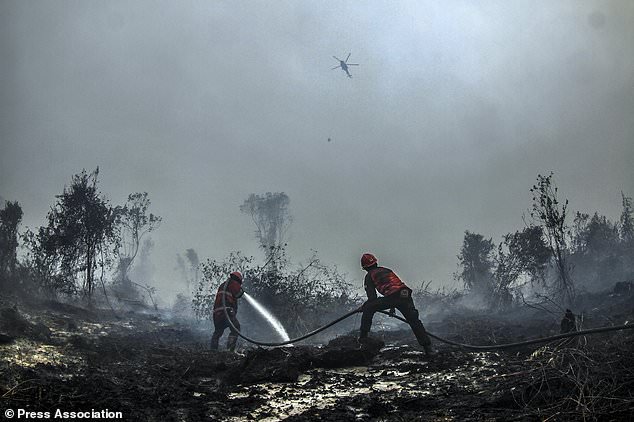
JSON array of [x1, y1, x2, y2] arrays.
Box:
[[243, 292, 291, 342], [221, 283, 360, 347]]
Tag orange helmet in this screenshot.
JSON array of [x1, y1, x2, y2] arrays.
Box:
[[361, 253, 378, 269], [230, 271, 243, 283]]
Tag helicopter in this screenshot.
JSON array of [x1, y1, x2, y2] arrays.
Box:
[[332, 53, 359, 78]]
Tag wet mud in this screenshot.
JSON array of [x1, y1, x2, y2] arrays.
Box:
[[1, 297, 633, 421]]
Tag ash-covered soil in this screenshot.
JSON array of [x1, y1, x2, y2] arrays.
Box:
[[1, 294, 633, 421]]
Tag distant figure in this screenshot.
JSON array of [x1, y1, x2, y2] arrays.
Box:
[[358, 253, 435, 356], [560, 309, 577, 334], [210, 271, 244, 352]]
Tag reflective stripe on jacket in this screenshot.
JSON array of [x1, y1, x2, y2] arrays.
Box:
[[213, 279, 243, 314]]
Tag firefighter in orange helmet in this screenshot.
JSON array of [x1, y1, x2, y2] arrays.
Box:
[[359, 253, 434, 356], [210, 271, 244, 352]]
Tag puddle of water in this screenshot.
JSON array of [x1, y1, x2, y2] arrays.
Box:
[[226, 346, 508, 419], [225, 363, 433, 420]]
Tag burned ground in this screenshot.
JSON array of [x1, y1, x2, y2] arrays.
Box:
[[1, 293, 633, 421]]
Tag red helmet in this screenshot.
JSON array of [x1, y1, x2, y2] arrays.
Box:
[[230, 271, 243, 283], [361, 253, 377, 269]]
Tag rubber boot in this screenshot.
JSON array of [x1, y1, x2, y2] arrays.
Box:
[[423, 343, 437, 357], [357, 330, 371, 350], [227, 334, 238, 352], [210, 331, 221, 351], [412, 325, 435, 356]]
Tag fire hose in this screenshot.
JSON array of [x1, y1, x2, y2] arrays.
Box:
[[379, 311, 633, 351], [221, 286, 634, 351]]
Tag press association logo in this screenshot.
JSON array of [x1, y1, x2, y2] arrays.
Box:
[[3, 408, 123, 419]]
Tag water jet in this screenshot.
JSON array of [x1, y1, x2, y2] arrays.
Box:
[[243, 292, 291, 342]]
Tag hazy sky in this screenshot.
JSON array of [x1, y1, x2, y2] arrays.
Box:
[[2, 1, 633, 298]]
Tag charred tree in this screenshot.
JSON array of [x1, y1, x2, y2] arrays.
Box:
[[492, 226, 550, 310], [456, 231, 495, 303], [620, 192, 634, 244], [240, 192, 292, 270], [530, 173, 574, 305], [0, 201, 23, 287], [33, 168, 119, 302], [115, 192, 161, 295]]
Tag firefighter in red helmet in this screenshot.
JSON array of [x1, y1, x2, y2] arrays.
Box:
[[359, 253, 435, 356], [210, 271, 244, 352]]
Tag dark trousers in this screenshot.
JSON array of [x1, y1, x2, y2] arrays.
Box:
[[360, 290, 431, 347], [210, 310, 240, 351]]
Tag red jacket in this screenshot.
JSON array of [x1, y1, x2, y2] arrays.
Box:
[[364, 266, 408, 298], [213, 278, 244, 316]]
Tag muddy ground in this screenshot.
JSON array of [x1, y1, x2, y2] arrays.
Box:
[[0, 293, 633, 421]]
